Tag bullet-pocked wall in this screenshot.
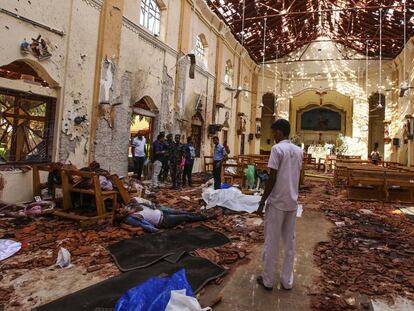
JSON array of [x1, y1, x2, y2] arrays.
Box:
[[0, 0, 262, 180], [0, 0, 101, 168]]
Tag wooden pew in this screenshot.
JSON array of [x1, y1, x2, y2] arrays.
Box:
[[385, 171, 414, 203], [204, 156, 214, 173], [348, 169, 386, 201], [222, 157, 244, 187], [337, 155, 362, 160]]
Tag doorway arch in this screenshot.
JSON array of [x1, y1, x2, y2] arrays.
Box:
[[368, 92, 385, 157], [0, 59, 59, 164], [131, 96, 159, 142], [0, 59, 59, 89]]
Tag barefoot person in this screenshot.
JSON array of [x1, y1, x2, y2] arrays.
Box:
[[256, 119, 303, 291]]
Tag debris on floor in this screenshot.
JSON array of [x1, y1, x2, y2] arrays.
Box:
[[0, 176, 263, 310], [2, 176, 414, 310], [310, 180, 414, 310]]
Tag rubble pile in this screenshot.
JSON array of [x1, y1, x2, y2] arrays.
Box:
[[311, 181, 414, 310], [1, 178, 264, 308], [0, 219, 137, 272]]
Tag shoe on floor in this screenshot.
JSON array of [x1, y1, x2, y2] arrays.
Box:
[[256, 276, 273, 291], [280, 283, 292, 291]]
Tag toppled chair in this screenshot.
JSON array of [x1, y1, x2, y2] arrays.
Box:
[[58, 169, 119, 223]]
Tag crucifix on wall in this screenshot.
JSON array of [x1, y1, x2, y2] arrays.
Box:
[[315, 90, 327, 106]]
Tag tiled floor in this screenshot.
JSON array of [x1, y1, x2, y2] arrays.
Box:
[[215, 209, 332, 311]]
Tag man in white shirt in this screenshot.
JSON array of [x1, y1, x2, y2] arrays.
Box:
[[256, 119, 303, 291], [131, 132, 146, 180]]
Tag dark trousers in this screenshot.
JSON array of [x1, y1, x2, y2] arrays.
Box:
[[161, 210, 206, 228], [133, 156, 145, 180], [213, 160, 222, 190], [182, 161, 194, 186], [160, 159, 169, 182], [170, 163, 182, 189]]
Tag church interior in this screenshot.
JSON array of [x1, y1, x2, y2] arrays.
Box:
[[2, 0, 414, 310]]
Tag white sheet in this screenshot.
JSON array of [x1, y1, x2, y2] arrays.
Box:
[[165, 289, 211, 311], [202, 187, 261, 213], [0, 239, 21, 261]]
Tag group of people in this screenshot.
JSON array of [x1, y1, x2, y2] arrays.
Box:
[[133, 119, 304, 292], [131, 132, 196, 190]]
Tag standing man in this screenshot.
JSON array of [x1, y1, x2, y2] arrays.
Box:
[[212, 136, 227, 190], [160, 133, 173, 182], [151, 133, 166, 187], [256, 119, 303, 291], [168, 134, 184, 190], [131, 131, 146, 180], [182, 136, 196, 187], [370, 142, 381, 165]]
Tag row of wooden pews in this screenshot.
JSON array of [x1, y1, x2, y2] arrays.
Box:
[[332, 158, 414, 203], [204, 154, 270, 189]]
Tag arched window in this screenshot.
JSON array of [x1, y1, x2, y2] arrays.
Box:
[[195, 34, 208, 67], [195, 37, 205, 59], [140, 0, 161, 35], [243, 76, 249, 98], [224, 60, 233, 85]]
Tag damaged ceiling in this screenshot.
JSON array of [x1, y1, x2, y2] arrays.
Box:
[[206, 0, 414, 63]]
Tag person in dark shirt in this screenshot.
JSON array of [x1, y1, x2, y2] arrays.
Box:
[[182, 136, 196, 187], [151, 133, 166, 187], [168, 134, 184, 190], [161, 133, 173, 182], [212, 136, 228, 190]]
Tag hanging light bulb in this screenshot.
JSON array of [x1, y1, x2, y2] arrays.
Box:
[[259, 102, 264, 108], [272, 112, 277, 117]]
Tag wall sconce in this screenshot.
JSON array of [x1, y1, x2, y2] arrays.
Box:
[[405, 115, 414, 140]]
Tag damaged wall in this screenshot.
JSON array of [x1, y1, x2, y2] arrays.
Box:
[[1, 0, 261, 182], [58, 0, 101, 167], [94, 68, 132, 175]]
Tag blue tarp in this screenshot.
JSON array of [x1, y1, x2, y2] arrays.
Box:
[[114, 269, 194, 311], [220, 183, 233, 189]]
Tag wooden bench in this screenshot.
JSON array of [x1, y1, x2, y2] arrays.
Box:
[[60, 169, 119, 222], [334, 161, 377, 186], [348, 169, 386, 201], [385, 171, 414, 203], [203, 156, 214, 173], [223, 160, 245, 187], [337, 155, 362, 160]]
